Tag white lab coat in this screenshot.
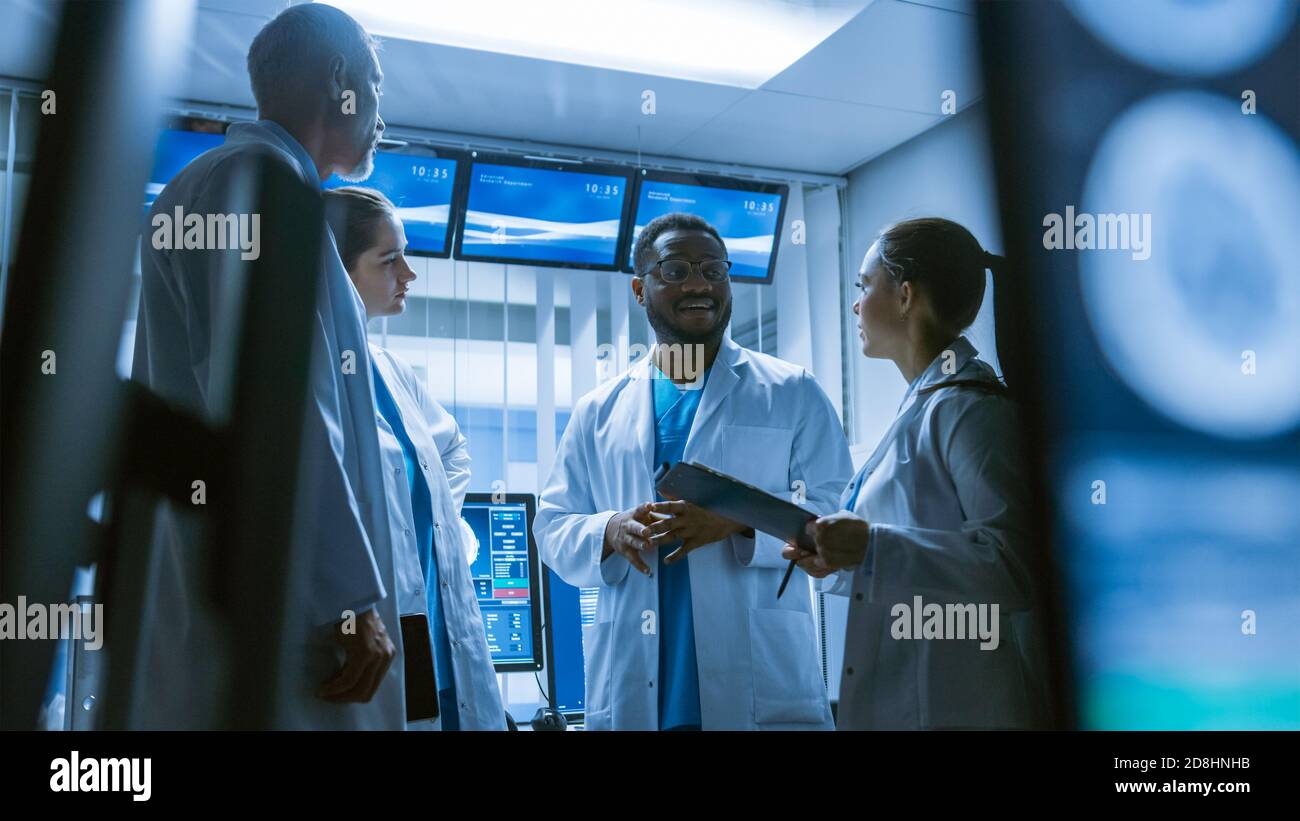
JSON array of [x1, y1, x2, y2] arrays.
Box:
[[535, 337, 853, 730], [370, 344, 506, 730], [823, 337, 1047, 729], [132, 120, 405, 729]]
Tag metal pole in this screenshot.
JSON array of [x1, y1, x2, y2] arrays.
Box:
[[0, 88, 17, 330], [0, 0, 196, 730]]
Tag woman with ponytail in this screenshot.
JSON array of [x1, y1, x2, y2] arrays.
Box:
[[783, 217, 1045, 729], [323, 186, 506, 730]]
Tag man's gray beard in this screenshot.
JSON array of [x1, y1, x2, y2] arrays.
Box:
[[336, 153, 374, 183]]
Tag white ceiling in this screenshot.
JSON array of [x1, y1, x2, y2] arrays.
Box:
[[0, 0, 982, 175]]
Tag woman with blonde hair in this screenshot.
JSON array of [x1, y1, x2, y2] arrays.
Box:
[[324, 186, 503, 730]]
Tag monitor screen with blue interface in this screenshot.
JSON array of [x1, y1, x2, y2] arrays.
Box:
[[323, 151, 460, 257], [463, 494, 542, 672], [146, 128, 224, 211], [626, 171, 788, 283], [985, 2, 1300, 728], [456, 158, 631, 269], [544, 568, 597, 717]]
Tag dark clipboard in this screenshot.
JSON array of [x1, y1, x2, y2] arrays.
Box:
[[399, 613, 439, 722], [656, 461, 817, 551]]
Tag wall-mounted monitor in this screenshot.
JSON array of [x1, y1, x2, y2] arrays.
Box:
[[454, 153, 634, 270], [624, 170, 789, 284], [323, 148, 465, 258], [145, 127, 225, 211]]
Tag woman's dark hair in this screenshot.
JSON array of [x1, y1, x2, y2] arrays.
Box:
[[875, 216, 996, 336], [875, 217, 1013, 390], [323, 186, 396, 272]]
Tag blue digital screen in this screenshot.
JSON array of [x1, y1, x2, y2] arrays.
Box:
[[986, 2, 1300, 729], [145, 128, 224, 211], [459, 162, 627, 266], [1057, 93, 1300, 726], [324, 152, 458, 255], [464, 500, 539, 667], [630, 177, 784, 281], [545, 568, 597, 716]]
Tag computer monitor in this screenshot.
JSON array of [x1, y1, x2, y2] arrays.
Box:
[[454, 153, 634, 270], [980, 2, 1300, 728], [145, 126, 225, 211], [541, 567, 598, 721], [462, 493, 543, 673], [322, 148, 465, 258], [624, 169, 789, 284]]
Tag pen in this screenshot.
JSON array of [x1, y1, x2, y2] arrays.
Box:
[[776, 557, 798, 599]]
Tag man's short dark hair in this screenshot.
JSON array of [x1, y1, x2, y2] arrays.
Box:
[[247, 4, 379, 115], [632, 212, 726, 274]]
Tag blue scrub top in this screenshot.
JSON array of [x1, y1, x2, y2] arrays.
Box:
[[844, 461, 869, 511], [372, 362, 460, 729], [652, 366, 710, 731]]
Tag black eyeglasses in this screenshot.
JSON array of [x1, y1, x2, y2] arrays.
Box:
[[645, 258, 732, 283]]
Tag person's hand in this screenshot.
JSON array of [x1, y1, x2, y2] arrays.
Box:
[[318, 608, 397, 703], [602, 503, 657, 576], [804, 510, 871, 570], [645, 500, 752, 564], [781, 544, 835, 579]]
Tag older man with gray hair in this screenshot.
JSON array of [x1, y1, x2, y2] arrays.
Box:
[[132, 3, 412, 729]]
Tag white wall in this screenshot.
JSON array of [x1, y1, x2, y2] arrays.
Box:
[[842, 100, 1003, 451]]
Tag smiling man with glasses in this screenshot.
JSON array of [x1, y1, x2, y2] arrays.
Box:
[[634, 215, 734, 386], [535, 212, 853, 730]]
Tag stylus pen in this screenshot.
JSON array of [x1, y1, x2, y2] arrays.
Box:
[[776, 557, 798, 599]]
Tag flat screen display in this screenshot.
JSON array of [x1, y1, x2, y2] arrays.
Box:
[[981, 1, 1300, 728], [463, 494, 543, 672], [145, 128, 224, 211], [323, 150, 461, 257], [543, 568, 597, 718], [626, 171, 788, 283], [455, 157, 632, 269]]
